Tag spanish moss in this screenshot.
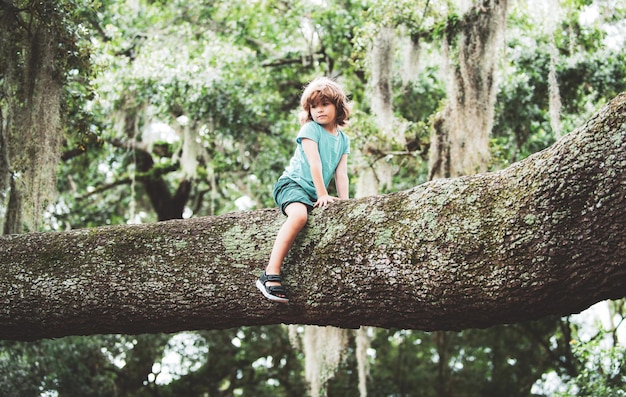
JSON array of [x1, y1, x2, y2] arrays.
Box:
[[545, 0, 563, 138], [355, 326, 371, 397], [290, 325, 349, 397], [369, 26, 399, 143], [0, 4, 65, 233], [429, 0, 509, 179]]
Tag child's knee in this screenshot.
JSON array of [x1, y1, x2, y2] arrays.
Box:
[[291, 210, 308, 227], [286, 204, 308, 227]]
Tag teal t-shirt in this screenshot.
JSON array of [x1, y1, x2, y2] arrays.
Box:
[[280, 121, 350, 200]]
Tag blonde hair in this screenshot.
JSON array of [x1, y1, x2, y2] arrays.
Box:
[[299, 77, 351, 127]]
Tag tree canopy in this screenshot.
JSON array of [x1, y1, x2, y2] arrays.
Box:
[[1, 0, 625, 396]]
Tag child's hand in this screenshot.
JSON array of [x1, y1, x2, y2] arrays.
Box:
[[315, 194, 340, 208]]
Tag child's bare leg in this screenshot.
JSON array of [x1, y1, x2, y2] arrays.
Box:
[[265, 202, 309, 284]]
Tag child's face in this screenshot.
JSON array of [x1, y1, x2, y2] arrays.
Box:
[[310, 99, 337, 127]]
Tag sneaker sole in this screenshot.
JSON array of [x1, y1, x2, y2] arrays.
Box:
[[256, 279, 289, 303]]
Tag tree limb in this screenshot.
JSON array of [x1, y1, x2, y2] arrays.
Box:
[[0, 93, 625, 341]]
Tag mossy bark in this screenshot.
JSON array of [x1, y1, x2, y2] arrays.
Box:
[[1, 94, 625, 341]]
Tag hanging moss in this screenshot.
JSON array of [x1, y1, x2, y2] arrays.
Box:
[[545, 0, 563, 138], [369, 27, 395, 138], [355, 326, 371, 397], [429, 0, 509, 179], [297, 325, 349, 397], [0, 1, 83, 233], [18, 27, 63, 232]]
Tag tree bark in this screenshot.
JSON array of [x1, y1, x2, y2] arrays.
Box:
[[1, 93, 625, 341]]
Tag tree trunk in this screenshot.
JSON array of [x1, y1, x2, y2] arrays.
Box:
[[0, 93, 625, 341]]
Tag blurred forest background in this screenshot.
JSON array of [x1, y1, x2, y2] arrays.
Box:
[[1, 0, 625, 396]]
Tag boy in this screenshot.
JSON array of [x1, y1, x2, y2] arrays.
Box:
[[256, 77, 351, 302]]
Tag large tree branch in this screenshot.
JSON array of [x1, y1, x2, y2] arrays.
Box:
[[1, 94, 625, 341]]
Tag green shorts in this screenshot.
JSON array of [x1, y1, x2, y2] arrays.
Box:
[[273, 177, 315, 216]]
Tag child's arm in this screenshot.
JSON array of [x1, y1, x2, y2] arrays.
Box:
[[301, 138, 335, 207], [335, 154, 349, 200]]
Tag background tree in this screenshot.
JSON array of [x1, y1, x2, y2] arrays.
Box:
[[1, 0, 625, 396], [0, 0, 91, 233]]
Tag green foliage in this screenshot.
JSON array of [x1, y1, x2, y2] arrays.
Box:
[[159, 327, 307, 396], [491, 0, 626, 168], [359, 319, 572, 397], [1, 0, 625, 395], [555, 338, 626, 396], [0, 336, 119, 397]]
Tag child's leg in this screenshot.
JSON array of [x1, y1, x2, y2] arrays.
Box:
[[266, 202, 309, 280]]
